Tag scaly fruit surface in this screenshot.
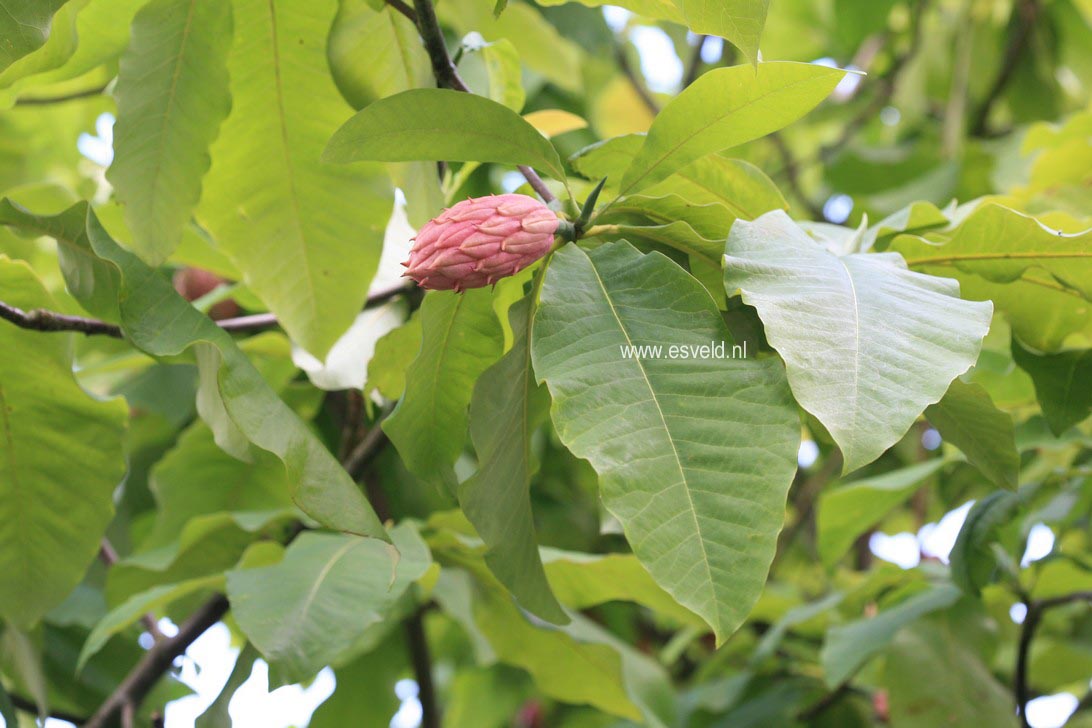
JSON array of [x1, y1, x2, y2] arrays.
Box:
[[403, 194, 559, 291]]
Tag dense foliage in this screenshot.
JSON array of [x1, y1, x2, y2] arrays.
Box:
[[0, 0, 1090, 726]]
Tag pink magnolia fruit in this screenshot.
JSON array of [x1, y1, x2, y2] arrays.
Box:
[[402, 194, 560, 291]]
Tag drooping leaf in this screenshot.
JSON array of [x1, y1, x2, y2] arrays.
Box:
[[674, 0, 770, 64], [459, 294, 566, 623], [532, 241, 799, 644], [227, 524, 430, 682], [384, 289, 504, 490], [77, 574, 223, 670], [308, 632, 406, 728], [0, 0, 70, 72], [107, 0, 232, 264], [820, 583, 962, 687], [886, 621, 1019, 727], [949, 490, 1024, 594], [199, 0, 393, 359], [439, 0, 583, 93], [816, 459, 946, 569], [327, 0, 431, 109], [326, 0, 441, 227], [0, 257, 127, 627], [891, 203, 1092, 351], [324, 88, 566, 182], [1011, 340, 1092, 435], [925, 379, 1019, 489], [725, 210, 993, 471], [194, 643, 259, 728], [541, 549, 706, 627], [0, 201, 388, 540], [618, 62, 845, 195]]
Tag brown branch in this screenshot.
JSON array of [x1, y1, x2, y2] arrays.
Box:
[[615, 45, 660, 115], [410, 0, 557, 204], [404, 608, 440, 728], [1015, 591, 1092, 727], [0, 300, 124, 338], [970, 0, 1040, 136], [8, 692, 88, 724], [14, 84, 109, 106], [83, 595, 230, 728], [99, 540, 166, 644], [768, 133, 824, 220], [683, 35, 708, 88], [0, 281, 411, 339], [384, 0, 418, 24], [817, 0, 930, 165]]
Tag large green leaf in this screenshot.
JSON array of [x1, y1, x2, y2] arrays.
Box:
[[384, 288, 503, 490], [0, 0, 69, 72], [326, 0, 441, 228], [725, 211, 993, 471], [226, 524, 430, 682], [925, 379, 1019, 489], [459, 294, 566, 623], [0, 201, 388, 540], [531, 241, 799, 644], [0, 257, 127, 627], [1012, 340, 1092, 435], [324, 88, 566, 182], [674, 0, 769, 64], [107, 0, 232, 264], [886, 621, 1018, 727], [820, 583, 961, 687], [327, 0, 431, 109], [816, 459, 946, 570], [617, 62, 844, 195], [891, 203, 1092, 351], [198, 0, 393, 359]]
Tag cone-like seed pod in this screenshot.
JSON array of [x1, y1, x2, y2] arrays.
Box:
[[402, 194, 559, 291]]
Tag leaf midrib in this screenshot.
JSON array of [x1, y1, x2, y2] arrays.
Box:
[[620, 70, 836, 196], [584, 252, 717, 632]]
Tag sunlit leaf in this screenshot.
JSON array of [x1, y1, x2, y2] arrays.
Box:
[[0, 257, 127, 627], [726, 210, 993, 471], [532, 241, 799, 644]]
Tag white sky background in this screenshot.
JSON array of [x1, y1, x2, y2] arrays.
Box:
[[5, 7, 1079, 728]]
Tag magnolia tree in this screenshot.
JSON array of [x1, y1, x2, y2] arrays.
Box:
[[0, 0, 1090, 726]]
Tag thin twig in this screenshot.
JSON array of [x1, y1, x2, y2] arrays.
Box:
[[14, 84, 109, 106], [768, 133, 824, 220], [970, 0, 1040, 136], [770, 0, 930, 183], [410, 0, 557, 204], [405, 608, 440, 728], [0, 281, 411, 339], [683, 35, 708, 88], [7, 692, 88, 724], [615, 45, 660, 115], [817, 0, 930, 165], [798, 682, 853, 721], [1015, 591, 1092, 727], [384, 0, 418, 24], [343, 414, 391, 482], [100, 540, 167, 644], [83, 596, 230, 728], [0, 301, 124, 338]]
